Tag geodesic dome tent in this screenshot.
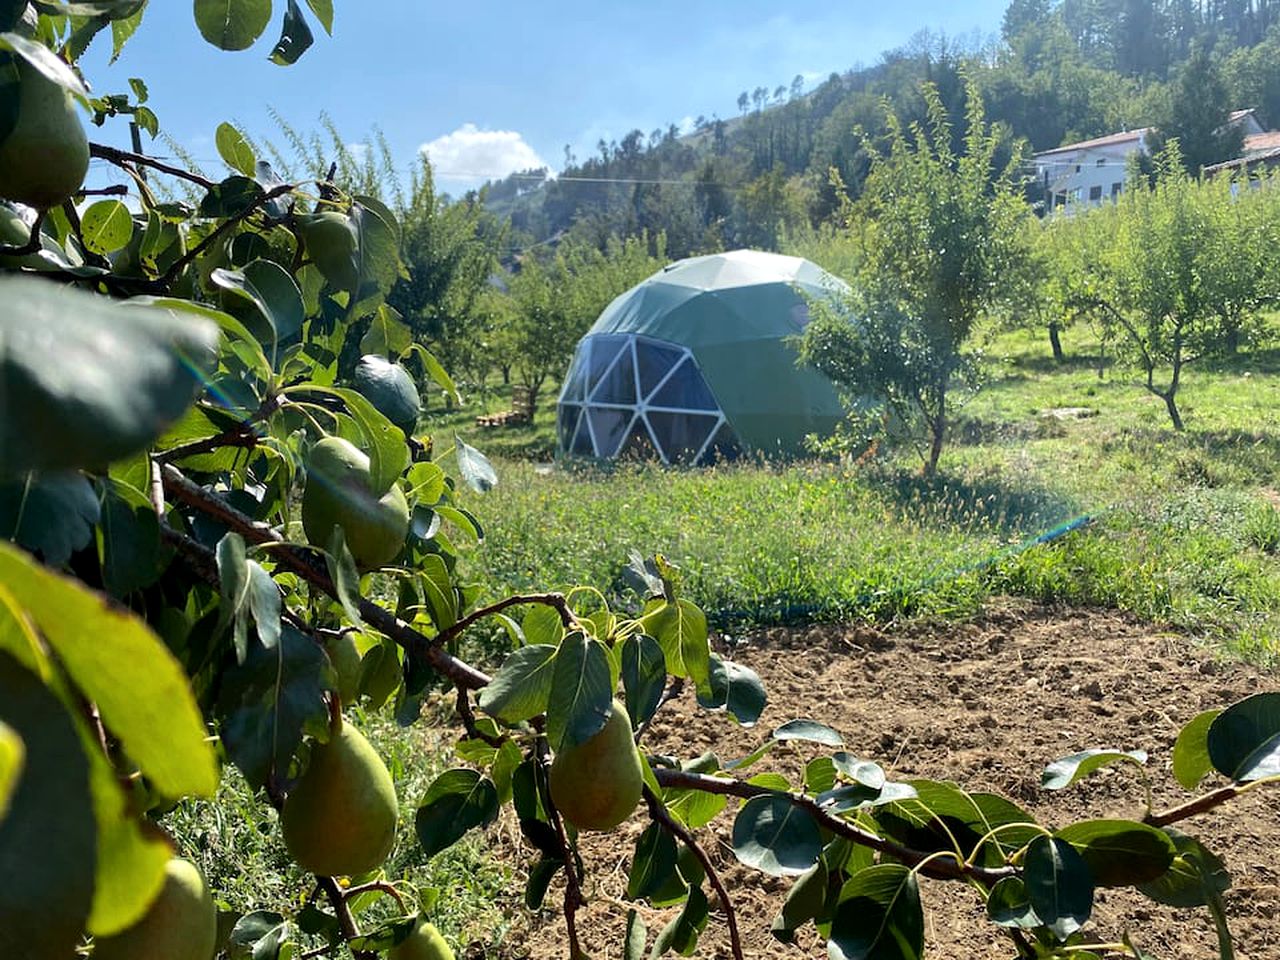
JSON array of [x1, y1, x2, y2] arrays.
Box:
[[557, 250, 850, 464]]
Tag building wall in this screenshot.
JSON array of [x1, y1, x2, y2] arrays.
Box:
[[1035, 138, 1143, 212]]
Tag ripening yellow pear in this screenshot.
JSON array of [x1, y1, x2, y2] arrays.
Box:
[[0, 59, 90, 209], [549, 699, 643, 832], [280, 720, 398, 877], [389, 916, 455, 960], [91, 858, 217, 960], [301, 436, 410, 570]]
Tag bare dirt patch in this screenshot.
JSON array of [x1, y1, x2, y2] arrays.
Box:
[[483, 601, 1279, 960]]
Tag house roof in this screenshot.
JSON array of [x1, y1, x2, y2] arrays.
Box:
[[1202, 129, 1280, 173], [1228, 108, 1257, 123], [1244, 131, 1280, 154], [1204, 144, 1280, 174], [1034, 128, 1151, 158]]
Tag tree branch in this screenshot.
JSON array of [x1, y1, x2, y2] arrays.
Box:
[[340, 880, 407, 912], [159, 464, 1034, 896], [76, 185, 131, 198], [643, 785, 745, 960], [651, 767, 1016, 885], [90, 141, 217, 190], [434, 591, 579, 648], [1145, 784, 1246, 828], [157, 463, 492, 692], [536, 738, 584, 958], [154, 395, 282, 464], [317, 876, 376, 960], [147, 182, 297, 291], [456, 686, 506, 747]]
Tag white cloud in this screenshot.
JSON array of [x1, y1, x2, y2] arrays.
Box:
[[419, 123, 547, 182], [346, 142, 371, 161], [678, 115, 696, 135]]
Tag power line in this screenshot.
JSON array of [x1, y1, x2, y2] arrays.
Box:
[[439, 171, 740, 188]]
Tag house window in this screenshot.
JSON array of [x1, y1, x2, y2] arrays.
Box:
[[1075, 164, 1082, 173], [1089, 185, 1103, 201], [1111, 182, 1122, 198], [1097, 158, 1106, 167]]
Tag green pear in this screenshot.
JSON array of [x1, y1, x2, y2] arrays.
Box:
[[302, 436, 410, 570], [91, 858, 217, 960], [299, 211, 359, 289], [550, 699, 643, 832], [280, 721, 398, 877], [0, 59, 90, 209], [325, 631, 364, 705], [353, 355, 422, 436], [390, 917, 455, 960]]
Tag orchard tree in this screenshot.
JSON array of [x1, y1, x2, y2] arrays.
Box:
[[501, 233, 667, 416], [1156, 46, 1244, 175], [386, 162, 507, 386], [1196, 170, 1280, 356], [1057, 143, 1232, 430], [801, 78, 1031, 474], [2, 6, 1280, 960]]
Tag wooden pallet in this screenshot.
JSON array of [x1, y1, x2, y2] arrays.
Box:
[[476, 386, 533, 428]]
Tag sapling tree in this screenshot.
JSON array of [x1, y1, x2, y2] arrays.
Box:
[[800, 78, 1031, 475], [1197, 170, 1280, 356], [1056, 143, 1224, 430], [1, 6, 1280, 960]]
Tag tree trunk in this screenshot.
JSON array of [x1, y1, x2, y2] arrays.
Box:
[[501, 364, 511, 385], [924, 406, 946, 476], [924, 422, 945, 475], [1163, 391, 1184, 431], [1048, 321, 1065, 363], [1224, 323, 1240, 356]]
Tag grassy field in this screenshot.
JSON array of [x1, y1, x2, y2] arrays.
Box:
[[434, 324, 1280, 664]]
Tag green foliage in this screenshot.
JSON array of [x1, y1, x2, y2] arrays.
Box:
[[1157, 46, 1245, 174], [500, 232, 667, 413], [1041, 146, 1280, 430], [801, 78, 1032, 474]]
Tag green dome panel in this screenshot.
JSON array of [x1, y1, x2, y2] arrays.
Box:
[[557, 250, 849, 463]]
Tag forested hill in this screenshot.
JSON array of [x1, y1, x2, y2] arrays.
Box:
[[482, 0, 1280, 257]]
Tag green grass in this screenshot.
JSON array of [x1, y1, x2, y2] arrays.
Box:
[[439, 322, 1280, 664]]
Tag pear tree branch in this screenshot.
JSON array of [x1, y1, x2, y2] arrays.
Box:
[[316, 876, 376, 960], [535, 737, 585, 959], [156, 459, 1276, 906], [1145, 776, 1280, 828], [157, 463, 492, 691], [89, 141, 217, 190], [643, 785, 745, 960]]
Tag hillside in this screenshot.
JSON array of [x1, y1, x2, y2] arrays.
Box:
[[482, 0, 1280, 257]]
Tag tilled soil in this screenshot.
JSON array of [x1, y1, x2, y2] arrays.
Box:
[[476, 601, 1279, 960]]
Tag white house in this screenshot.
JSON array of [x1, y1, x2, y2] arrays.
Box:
[[1033, 109, 1269, 212], [1033, 128, 1152, 212]]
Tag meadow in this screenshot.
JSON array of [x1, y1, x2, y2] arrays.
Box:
[[440, 322, 1280, 665]]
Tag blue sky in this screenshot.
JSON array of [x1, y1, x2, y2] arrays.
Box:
[[82, 1, 1009, 192]]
